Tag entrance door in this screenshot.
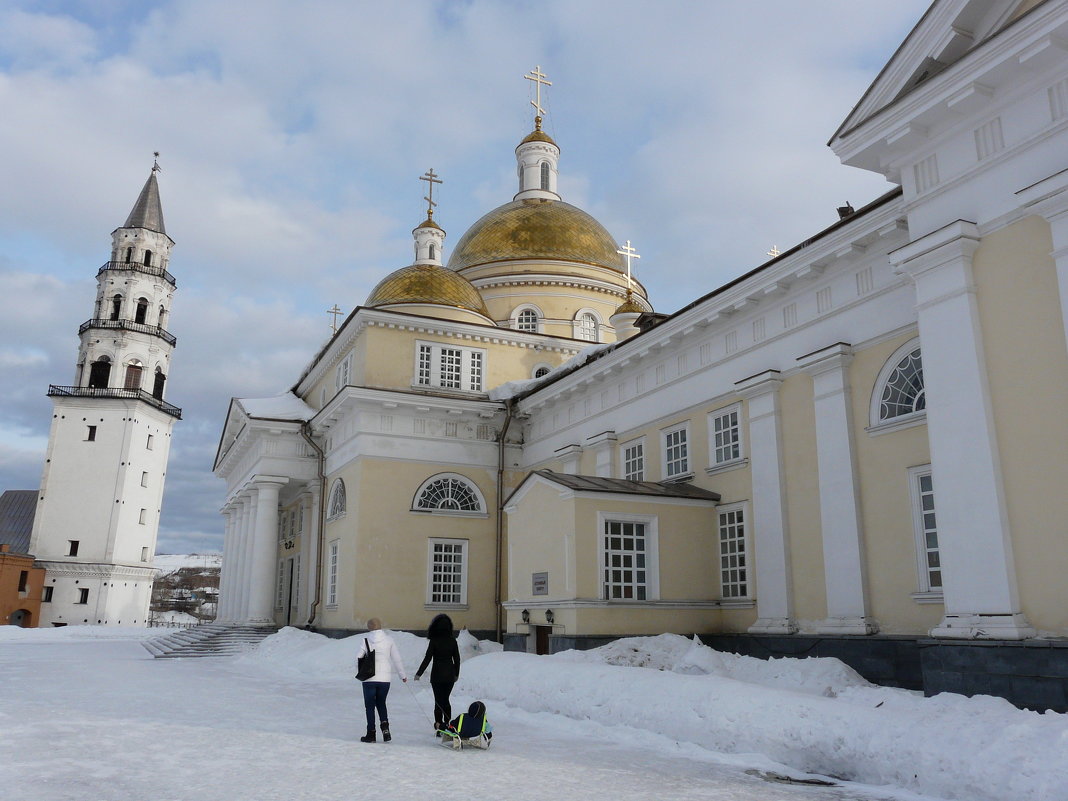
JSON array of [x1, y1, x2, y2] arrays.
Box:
[[534, 625, 551, 655]]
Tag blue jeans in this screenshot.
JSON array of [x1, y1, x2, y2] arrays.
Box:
[[362, 681, 390, 729]]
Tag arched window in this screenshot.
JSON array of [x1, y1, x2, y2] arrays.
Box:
[[110, 294, 123, 321], [143, 250, 153, 267], [124, 360, 143, 390], [540, 161, 550, 191], [158, 305, 167, 327], [516, 308, 539, 332], [125, 247, 133, 262], [429, 243, 437, 261], [134, 298, 149, 325], [870, 339, 925, 428], [578, 312, 598, 342], [533, 366, 551, 379], [413, 474, 485, 515], [327, 479, 347, 520], [88, 357, 111, 389], [152, 368, 166, 400]]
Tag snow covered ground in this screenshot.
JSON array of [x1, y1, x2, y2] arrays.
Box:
[[1, 626, 1065, 801]]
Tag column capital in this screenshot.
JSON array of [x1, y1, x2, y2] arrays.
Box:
[[585, 430, 617, 451], [251, 474, 290, 488], [796, 342, 854, 376], [1016, 166, 1068, 222], [734, 369, 782, 400], [888, 220, 980, 278]]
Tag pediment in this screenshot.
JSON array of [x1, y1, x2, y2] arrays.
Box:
[[832, 0, 1037, 144]]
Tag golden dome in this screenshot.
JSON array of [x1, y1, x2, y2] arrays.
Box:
[[366, 263, 490, 317], [414, 216, 442, 231], [519, 128, 557, 146], [447, 199, 625, 273], [614, 295, 646, 315]]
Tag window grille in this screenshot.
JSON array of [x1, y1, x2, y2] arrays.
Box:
[[578, 313, 598, 342], [327, 541, 339, 606], [516, 309, 539, 332], [429, 540, 466, 604], [416, 476, 482, 512], [880, 347, 924, 421], [664, 426, 689, 478], [602, 520, 647, 600], [712, 408, 741, 464], [718, 507, 748, 598], [911, 469, 941, 591], [623, 441, 644, 481], [417, 345, 432, 386], [327, 480, 346, 520]]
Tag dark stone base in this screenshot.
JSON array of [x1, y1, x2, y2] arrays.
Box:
[[505, 630, 1068, 712]]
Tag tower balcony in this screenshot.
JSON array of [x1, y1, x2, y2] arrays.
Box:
[[79, 318, 177, 346], [47, 385, 182, 419], [97, 260, 177, 287]]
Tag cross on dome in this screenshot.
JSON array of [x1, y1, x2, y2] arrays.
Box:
[[327, 304, 344, 334], [525, 65, 552, 128], [420, 168, 442, 219], [617, 240, 641, 289]]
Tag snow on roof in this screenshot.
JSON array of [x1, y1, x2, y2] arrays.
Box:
[[488, 342, 615, 401], [238, 392, 315, 421]]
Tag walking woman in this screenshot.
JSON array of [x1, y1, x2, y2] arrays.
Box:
[[356, 618, 407, 743], [413, 613, 460, 733]]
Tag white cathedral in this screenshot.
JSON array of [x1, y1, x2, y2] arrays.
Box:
[[30, 165, 180, 627], [215, 0, 1068, 708]]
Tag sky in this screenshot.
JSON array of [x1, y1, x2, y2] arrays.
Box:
[[0, 0, 931, 554]]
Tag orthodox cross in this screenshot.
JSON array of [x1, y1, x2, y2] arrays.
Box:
[[616, 240, 641, 291], [525, 65, 552, 124], [767, 245, 781, 257], [152, 151, 161, 172], [327, 304, 344, 334], [420, 168, 442, 219]]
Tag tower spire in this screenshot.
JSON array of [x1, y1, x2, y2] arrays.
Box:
[[123, 155, 167, 235], [413, 169, 445, 266], [515, 66, 561, 202]]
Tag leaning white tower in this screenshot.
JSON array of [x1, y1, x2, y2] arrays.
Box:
[[29, 163, 181, 627]]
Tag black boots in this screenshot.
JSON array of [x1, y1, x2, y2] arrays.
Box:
[[360, 728, 376, 743], [381, 722, 391, 742]]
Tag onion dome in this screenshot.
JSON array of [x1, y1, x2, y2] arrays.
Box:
[[519, 127, 557, 147], [365, 263, 490, 318], [446, 198, 626, 273], [614, 294, 646, 315]]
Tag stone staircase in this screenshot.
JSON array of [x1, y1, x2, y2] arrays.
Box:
[[143, 622, 279, 658]]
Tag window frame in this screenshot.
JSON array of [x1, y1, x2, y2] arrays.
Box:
[[621, 437, 646, 481], [326, 539, 340, 607], [707, 403, 745, 473], [335, 354, 353, 391], [512, 305, 543, 333], [413, 340, 487, 393], [326, 479, 346, 521], [908, 464, 943, 600], [597, 512, 659, 602], [661, 422, 691, 481], [717, 502, 750, 600], [426, 537, 469, 607], [574, 309, 601, 342], [412, 473, 487, 518], [869, 338, 926, 435]]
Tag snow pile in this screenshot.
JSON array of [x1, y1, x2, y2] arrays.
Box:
[[554, 633, 870, 697], [457, 640, 1068, 801], [0, 624, 160, 643], [238, 392, 315, 421], [488, 342, 616, 400]]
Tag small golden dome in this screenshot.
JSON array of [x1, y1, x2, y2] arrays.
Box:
[[366, 263, 490, 317], [614, 296, 646, 315], [414, 216, 442, 232], [447, 199, 625, 273], [519, 128, 557, 147]]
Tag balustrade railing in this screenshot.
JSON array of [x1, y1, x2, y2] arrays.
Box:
[[48, 385, 182, 419], [79, 318, 177, 346], [97, 260, 176, 287]]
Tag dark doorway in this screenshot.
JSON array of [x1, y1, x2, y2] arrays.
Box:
[[535, 625, 551, 655], [284, 559, 295, 627], [88, 359, 111, 388], [9, 609, 30, 627]]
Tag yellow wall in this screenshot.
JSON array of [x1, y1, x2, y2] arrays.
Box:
[[973, 216, 1068, 634]]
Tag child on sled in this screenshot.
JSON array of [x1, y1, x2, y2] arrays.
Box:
[[439, 700, 493, 750]]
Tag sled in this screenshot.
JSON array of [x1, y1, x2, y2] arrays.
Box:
[[438, 729, 491, 750]]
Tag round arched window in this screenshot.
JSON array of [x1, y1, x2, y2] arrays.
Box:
[[414, 475, 483, 514], [875, 344, 925, 423]]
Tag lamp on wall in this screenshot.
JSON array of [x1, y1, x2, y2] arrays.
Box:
[[545, 609, 554, 624], [521, 609, 530, 623]]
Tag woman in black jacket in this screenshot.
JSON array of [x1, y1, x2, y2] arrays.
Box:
[[414, 613, 460, 733]]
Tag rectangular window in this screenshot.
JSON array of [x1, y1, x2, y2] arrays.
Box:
[[414, 341, 487, 392], [18, 571, 28, 592], [718, 505, 748, 598], [428, 538, 468, 605], [663, 424, 689, 479], [294, 554, 301, 606], [602, 520, 648, 601], [68, 540, 79, 557], [710, 405, 742, 466], [622, 440, 644, 481], [139, 508, 147, 525], [335, 354, 352, 390], [141, 471, 149, 487], [327, 540, 340, 606], [42, 586, 53, 602], [909, 466, 942, 592], [77, 588, 89, 605], [141, 547, 149, 562], [276, 560, 285, 610], [146, 434, 154, 450], [86, 425, 97, 441]]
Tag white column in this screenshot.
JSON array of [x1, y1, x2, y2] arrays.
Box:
[[892, 221, 1034, 640], [235, 493, 254, 622], [247, 476, 288, 624], [1016, 171, 1068, 362], [798, 343, 877, 635], [735, 370, 797, 634], [586, 431, 617, 477], [217, 506, 235, 621]]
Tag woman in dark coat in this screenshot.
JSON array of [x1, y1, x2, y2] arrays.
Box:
[[414, 613, 460, 732]]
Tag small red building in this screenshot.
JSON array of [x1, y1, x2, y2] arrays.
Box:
[[0, 490, 45, 627]]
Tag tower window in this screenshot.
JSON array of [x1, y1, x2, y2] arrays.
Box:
[[42, 586, 53, 602], [540, 161, 550, 191], [86, 425, 97, 441], [141, 471, 149, 487], [141, 547, 149, 562], [577, 312, 599, 342], [146, 434, 154, 450], [125, 247, 133, 262], [68, 540, 79, 556], [77, 588, 89, 604], [143, 250, 152, 266], [139, 508, 147, 524], [152, 369, 166, 400], [110, 294, 122, 321], [429, 243, 436, 261], [88, 357, 111, 389], [134, 298, 149, 325], [124, 361, 143, 390]]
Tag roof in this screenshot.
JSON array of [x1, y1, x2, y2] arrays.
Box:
[[365, 263, 491, 317], [0, 490, 38, 555], [123, 170, 167, 235], [238, 392, 315, 421], [523, 469, 721, 501]]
